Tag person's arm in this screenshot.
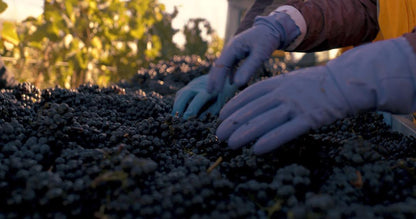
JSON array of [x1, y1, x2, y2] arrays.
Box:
[[216, 33, 416, 154], [281, 0, 379, 51], [236, 0, 379, 52], [171, 0, 292, 119]]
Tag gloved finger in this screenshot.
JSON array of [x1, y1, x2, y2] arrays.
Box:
[[252, 117, 311, 154], [233, 49, 267, 87], [199, 98, 222, 119], [171, 90, 196, 116], [207, 65, 231, 95], [216, 93, 282, 141], [219, 79, 277, 120], [183, 92, 214, 119], [227, 105, 291, 149], [207, 42, 249, 93], [200, 81, 236, 119]]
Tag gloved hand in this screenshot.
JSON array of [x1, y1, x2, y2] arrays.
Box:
[[216, 37, 416, 154], [207, 12, 300, 94], [172, 75, 238, 119]]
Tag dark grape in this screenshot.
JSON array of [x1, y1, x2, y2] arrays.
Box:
[[0, 55, 415, 217]]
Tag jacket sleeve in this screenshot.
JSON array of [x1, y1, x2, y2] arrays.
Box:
[[284, 0, 379, 51], [235, 0, 379, 52], [235, 0, 416, 55]]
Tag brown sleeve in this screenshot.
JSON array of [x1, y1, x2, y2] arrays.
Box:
[[285, 0, 379, 51], [404, 27, 416, 55], [235, 0, 379, 52]]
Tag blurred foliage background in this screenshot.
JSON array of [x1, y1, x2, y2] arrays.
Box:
[[0, 0, 223, 89]]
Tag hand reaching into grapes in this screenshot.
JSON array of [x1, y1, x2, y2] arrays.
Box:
[[216, 37, 416, 154], [207, 12, 300, 94], [171, 75, 238, 119]]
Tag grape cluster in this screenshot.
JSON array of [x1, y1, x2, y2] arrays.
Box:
[[1, 55, 416, 218], [120, 55, 215, 96]]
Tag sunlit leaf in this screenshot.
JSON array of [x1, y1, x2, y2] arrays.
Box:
[[64, 1, 74, 15], [1, 21, 19, 45], [159, 3, 165, 11], [90, 47, 100, 59], [130, 26, 145, 39], [89, 1, 97, 10], [46, 23, 60, 41], [91, 36, 102, 50], [28, 41, 44, 50]]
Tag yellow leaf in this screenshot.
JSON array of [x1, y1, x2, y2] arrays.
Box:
[[1, 21, 19, 45], [91, 36, 102, 50]]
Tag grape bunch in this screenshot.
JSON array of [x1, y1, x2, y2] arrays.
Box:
[[1, 55, 416, 218]]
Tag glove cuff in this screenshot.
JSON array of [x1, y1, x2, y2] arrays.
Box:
[[254, 12, 300, 50]]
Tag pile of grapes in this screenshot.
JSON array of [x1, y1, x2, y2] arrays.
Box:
[[1, 55, 416, 218]]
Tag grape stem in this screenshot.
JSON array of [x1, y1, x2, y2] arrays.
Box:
[[207, 156, 223, 173]]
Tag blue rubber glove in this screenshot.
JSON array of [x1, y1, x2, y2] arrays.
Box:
[[207, 12, 300, 94], [216, 37, 416, 154], [172, 75, 238, 119]]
